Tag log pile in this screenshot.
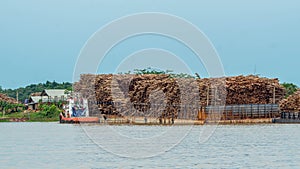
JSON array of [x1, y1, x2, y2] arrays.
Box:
[[280, 90, 300, 112], [74, 74, 285, 118], [197, 75, 285, 106], [198, 77, 227, 106], [225, 75, 285, 105], [0, 93, 18, 104]]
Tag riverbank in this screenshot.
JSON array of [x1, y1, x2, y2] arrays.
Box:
[[0, 111, 59, 122]]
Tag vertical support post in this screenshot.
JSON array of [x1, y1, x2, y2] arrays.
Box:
[[214, 88, 217, 106], [257, 104, 260, 118], [250, 104, 253, 118], [225, 106, 228, 120], [239, 105, 241, 119], [271, 104, 273, 118], [273, 86, 276, 104], [206, 86, 209, 106], [264, 104, 267, 118]]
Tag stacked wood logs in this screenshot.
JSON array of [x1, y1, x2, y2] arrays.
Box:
[[198, 75, 285, 106], [224, 75, 285, 105], [74, 74, 285, 118], [0, 93, 18, 104], [280, 90, 300, 112]]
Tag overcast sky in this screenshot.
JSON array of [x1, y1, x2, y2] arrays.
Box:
[[0, 0, 299, 89]]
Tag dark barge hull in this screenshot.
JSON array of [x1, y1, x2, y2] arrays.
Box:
[[272, 118, 300, 124]]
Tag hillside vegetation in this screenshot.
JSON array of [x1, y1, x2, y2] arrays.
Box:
[[0, 81, 72, 103]]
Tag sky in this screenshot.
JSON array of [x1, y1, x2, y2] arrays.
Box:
[[0, 0, 299, 89]]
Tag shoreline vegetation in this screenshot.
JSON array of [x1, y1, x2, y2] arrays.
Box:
[[0, 69, 300, 124], [0, 105, 61, 122], [0, 81, 71, 122]]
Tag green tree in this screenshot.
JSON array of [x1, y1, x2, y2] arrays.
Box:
[[282, 82, 298, 98], [133, 67, 166, 74], [131, 67, 195, 78]]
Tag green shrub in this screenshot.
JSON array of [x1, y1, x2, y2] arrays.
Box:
[[0, 101, 24, 114], [282, 83, 299, 98], [38, 104, 61, 118]]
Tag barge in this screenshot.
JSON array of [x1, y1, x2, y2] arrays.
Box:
[[272, 112, 300, 124]]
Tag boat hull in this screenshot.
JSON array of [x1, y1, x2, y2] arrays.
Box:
[[272, 118, 300, 124], [60, 116, 99, 123]]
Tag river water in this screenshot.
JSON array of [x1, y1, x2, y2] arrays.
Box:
[[0, 122, 299, 169]]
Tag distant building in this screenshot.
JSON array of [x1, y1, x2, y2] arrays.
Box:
[[27, 96, 49, 110], [27, 89, 69, 110], [41, 89, 68, 102]]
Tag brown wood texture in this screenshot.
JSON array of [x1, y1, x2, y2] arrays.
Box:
[[280, 90, 300, 112], [74, 74, 285, 118], [0, 93, 18, 104]]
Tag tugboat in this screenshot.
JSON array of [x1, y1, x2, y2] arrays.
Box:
[[59, 115, 99, 123], [59, 93, 99, 124]]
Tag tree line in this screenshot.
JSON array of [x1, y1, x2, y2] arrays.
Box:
[[0, 81, 73, 103]]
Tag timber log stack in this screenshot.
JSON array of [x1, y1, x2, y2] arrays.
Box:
[[280, 90, 300, 112], [0, 93, 18, 104], [224, 75, 284, 105], [74, 74, 285, 118]]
